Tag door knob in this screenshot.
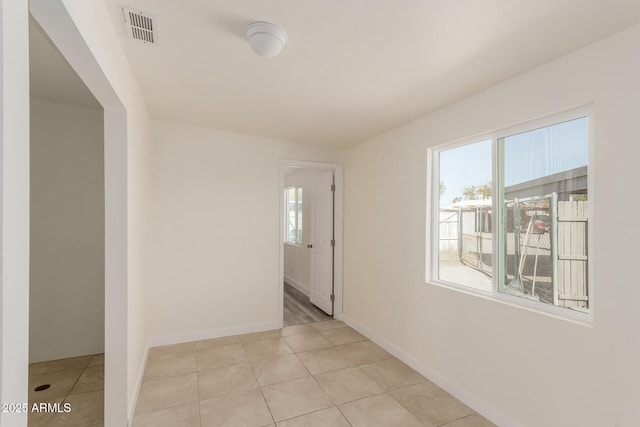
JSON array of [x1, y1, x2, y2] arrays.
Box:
[[307, 244, 313, 248]]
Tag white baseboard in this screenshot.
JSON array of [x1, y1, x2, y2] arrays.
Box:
[[341, 314, 518, 427], [128, 345, 149, 426], [284, 276, 309, 297], [147, 320, 283, 348]]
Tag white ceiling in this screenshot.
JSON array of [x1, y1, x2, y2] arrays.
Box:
[[102, 0, 640, 148], [29, 17, 101, 110]]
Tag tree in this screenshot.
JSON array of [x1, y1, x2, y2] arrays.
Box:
[[477, 182, 492, 199], [454, 181, 492, 203], [439, 181, 446, 199]]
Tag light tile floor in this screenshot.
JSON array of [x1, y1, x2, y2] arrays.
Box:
[[28, 353, 104, 427], [133, 320, 496, 427]]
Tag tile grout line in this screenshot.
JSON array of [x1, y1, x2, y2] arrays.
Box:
[[27, 354, 105, 426], [384, 391, 424, 425], [195, 355, 202, 427], [67, 357, 106, 397], [63, 355, 104, 426], [245, 347, 277, 426], [133, 321, 491, 426]]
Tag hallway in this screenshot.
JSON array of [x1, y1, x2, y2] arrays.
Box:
[[283, 283, 332, 327]]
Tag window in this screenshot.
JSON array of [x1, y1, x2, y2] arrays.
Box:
[[431, 111, 590, 318], [285, 186, 303, 244]]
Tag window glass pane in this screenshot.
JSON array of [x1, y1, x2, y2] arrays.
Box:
[[296, 188, 303, 243], [500, 117, 589, 312], [437, 139, 493, 291], [285, 187, 296, 243], [285, 186, 303, 244]]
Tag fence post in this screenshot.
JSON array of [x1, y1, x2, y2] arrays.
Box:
[[513, 198, 521, 283], [551, 192, 559, 306], [478, 207, 483, 270], [457, 207, 463, 260]]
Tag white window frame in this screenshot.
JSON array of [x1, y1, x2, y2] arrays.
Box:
[[427, 107, 594, 324], [284, 186, 303, 245]]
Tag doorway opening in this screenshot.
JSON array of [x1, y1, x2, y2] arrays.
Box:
[[29, 1, 130, 425], [28, 15, 105, 426], [279, 161, 344, 327]]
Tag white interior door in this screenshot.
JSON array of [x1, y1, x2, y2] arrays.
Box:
[[309, 170, 334, 315]]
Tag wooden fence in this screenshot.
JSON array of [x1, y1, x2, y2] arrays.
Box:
[[438, 197, 589, 311], [557, 200, 588, 312]]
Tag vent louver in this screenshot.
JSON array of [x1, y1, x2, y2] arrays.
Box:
[[122, 6, 157, 45]]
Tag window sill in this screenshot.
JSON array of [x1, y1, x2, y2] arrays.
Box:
[[425, 278, 593, 327], [284, 242, 305, 248]]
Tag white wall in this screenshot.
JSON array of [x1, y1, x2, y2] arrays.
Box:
[[343, 24, 640, 427], [0, 0, 30, 425], [30, 0, 154, 423], [283, 168, 318, 295], [29, 98, 104, 362], [284, 242, 309, 294], [151, 121, 341, 343]]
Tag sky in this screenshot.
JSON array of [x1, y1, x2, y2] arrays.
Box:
[[439, 138, 492, 205], [438, 117, 588, 206]]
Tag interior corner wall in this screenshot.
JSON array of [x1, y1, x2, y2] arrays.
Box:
[[343, 24, 640, 427], [150, 120, 341, 341], [283, 169, 317, 295], [29, 98, 104, 363], [0, 0, 30, 425]]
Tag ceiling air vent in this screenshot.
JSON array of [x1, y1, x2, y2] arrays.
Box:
[[122, 6, 157, 45]]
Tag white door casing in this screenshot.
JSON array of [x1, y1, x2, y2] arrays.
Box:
[[309, 170, 334, 315]]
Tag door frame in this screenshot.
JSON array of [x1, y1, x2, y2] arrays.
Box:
[[29, 2, 129, 425], [279, 160, 344, 324]]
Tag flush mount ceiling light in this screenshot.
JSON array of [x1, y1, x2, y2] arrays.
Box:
[[246, 21, 287, 58]]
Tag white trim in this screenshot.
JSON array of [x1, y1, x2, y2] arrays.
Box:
[[147, 321, 282, 348], [586, 108, 596, 327], [0, 1, 30, 423], [279, 160, 344, 321], [341, 314, 522, 427], [427, 279, 593, 327], [425, 147, 438, 284], [492, 105, 592, 140], [284, 276, 309, 297], [127, 345, 149, 427], [284, 241, 305, 249]]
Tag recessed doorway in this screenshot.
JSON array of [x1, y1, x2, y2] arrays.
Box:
[[29, 1, 130, 424], [28, 15, 105, 426], [280, 160, 344, 327]]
